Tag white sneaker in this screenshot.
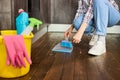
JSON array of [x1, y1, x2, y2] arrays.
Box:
[[89, 35, 98, 46], [88, 41, 106, 56]]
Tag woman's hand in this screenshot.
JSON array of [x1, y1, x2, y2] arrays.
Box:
[[73, 32, 82, 43], [73, 22, 88, 43], [64, 24, 74, 39]]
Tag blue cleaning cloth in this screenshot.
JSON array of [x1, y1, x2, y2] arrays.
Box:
[[60, 40, 73, 48]]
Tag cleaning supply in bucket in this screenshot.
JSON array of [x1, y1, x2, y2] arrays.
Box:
[[52, 39, 73, 53], [3, 35, 32, 68], [16, 9, 29, 34], [21, 18, 43, 35]]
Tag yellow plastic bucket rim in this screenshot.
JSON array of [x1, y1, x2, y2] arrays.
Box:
[[0, 30, 34, 43]]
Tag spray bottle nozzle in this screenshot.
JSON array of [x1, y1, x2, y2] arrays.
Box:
[[28, 18, 43, 30]]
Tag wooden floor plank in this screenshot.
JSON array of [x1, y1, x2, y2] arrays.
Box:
[[73, 46, 87, 80], [31, 34, 51, 63], [96, 53, 120, 80], [61, 54, 74, 80], [106, 35, 120, 63], [43, 53, 66, 80], [30, 54, 55, 80], [30, 42, 57, 80], [84, 56, 103, 80]]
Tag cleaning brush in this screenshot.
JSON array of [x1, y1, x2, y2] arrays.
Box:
[[52, 38, 73, 53], [60, 40, 73, 48]]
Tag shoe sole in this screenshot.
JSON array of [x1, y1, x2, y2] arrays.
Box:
[[88, 50, 106, 56]]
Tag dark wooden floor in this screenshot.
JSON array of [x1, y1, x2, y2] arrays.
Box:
[[0, 33, 120, 80]]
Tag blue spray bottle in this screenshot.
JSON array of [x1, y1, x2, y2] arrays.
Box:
[[16, 9, 29, 34]]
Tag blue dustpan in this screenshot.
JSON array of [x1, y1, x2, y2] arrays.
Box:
[[52, 40, 73, 54]]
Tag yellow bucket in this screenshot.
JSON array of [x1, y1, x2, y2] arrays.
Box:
[[0, 30, 34, 78]]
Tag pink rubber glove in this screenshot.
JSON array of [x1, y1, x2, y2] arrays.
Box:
[[3, 35, 32, 68], [3, 36, 17, 67], [13, 35, 32, 68]]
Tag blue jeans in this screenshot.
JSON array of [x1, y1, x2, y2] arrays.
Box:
[[94, 0, 120, 35], [73, 0, 120, 36], [73, 14, 94, 34]]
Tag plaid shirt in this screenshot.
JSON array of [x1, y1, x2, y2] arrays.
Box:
[[74, 0, 119, 24]]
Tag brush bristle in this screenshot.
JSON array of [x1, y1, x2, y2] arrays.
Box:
[[60, 40, 73, 48]]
